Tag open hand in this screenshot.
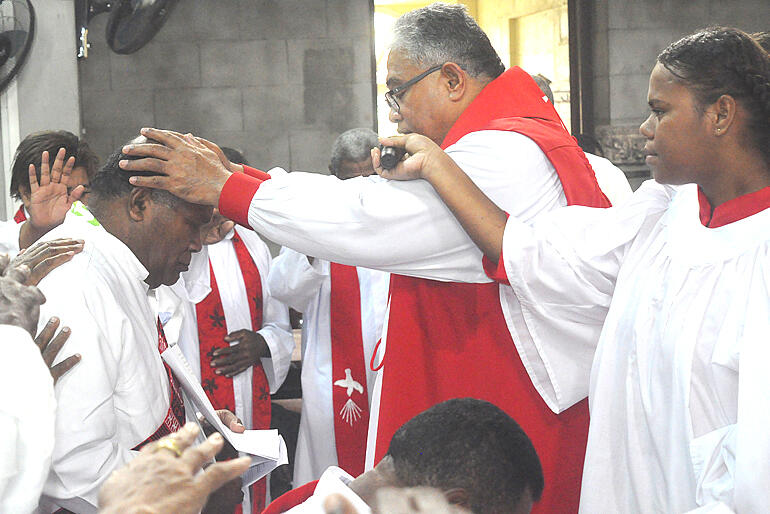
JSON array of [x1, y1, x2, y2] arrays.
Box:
[[27, 148, 85, 233], [120, 128, 232, 207], [211, 329, 270, 378], [99, 423, 251, 514], [34, 316, 80, 384], [11, 238, 84, 285]]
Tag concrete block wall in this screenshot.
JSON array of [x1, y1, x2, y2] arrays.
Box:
[[79, 0, 376, 176], [591, 0, 769, 187]]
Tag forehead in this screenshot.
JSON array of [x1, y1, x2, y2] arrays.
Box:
[[648, 62, 688, 101], [176, 202, 213, 225], [386, 50, 421, 87]]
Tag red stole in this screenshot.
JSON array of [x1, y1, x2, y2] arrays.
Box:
[[132, 319, 186, 449], [14, 206, 26, 223], [195, 232, 270, 512], [262, 480, 318, 514], [374, 67, 610, 514], [329, 263, 370, 477]]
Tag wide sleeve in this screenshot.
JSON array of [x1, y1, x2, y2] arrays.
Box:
[[240, 230, 295, 393], [221, 131, 564, 284], [500, 180, 673, 412], [267, 247, 328, 312], [687, 283, 770, 513]]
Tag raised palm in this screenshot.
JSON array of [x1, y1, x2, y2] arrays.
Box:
[[27, 149, 85, 231]]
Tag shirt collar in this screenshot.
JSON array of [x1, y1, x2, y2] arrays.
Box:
[[697, 185, 770, 228]]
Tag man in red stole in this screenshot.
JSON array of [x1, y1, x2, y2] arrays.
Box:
[[121, 5, 611, 512], [168, 149, 295, 514]]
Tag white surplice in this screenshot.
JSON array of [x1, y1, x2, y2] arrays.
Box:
[[267, 248, 390, 486], [0, 219, 22, 257], [33, 203, 171, 513], [585, 153, 633, 205], [159, 226, 294, 514], [496, 180, 770, 512], [0, 325, 56, 514]]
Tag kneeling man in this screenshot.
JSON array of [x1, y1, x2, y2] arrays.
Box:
[[34, 137, 215, 512]]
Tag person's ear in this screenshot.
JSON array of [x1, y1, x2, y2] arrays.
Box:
[[444, 487, 470, 508], [18, 187, 31, 206], [710, 94, 737, 137], [128, 187, 153, 222], [441, 62, 467, 102]]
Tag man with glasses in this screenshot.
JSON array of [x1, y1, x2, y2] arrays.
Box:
[[120, 5, 611, 512]]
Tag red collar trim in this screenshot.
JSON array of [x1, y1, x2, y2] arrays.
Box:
[[697, 186, 770, 228], [441, 67, 564, 150]]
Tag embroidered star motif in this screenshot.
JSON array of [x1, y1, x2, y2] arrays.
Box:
[[253, 295, 263, 314], [202, 378, 218, 395], [205, 346, 219, 361], [209, 308, 225, 328], [258, 386, 269, 401]]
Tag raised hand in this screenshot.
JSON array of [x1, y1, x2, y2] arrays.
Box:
[[211, 329, 270, 378], [11, 238, 84, 285], [27, 148, 85, 233], [34, 316, 81, 384], [120, 128, 232, 207]]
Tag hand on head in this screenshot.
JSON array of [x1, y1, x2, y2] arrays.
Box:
[[119, 128, 233, 207], [99, 422, 250, 514]]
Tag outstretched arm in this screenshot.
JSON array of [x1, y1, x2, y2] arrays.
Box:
[[373, 134, 507, 263]]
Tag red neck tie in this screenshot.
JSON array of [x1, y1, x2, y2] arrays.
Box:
[[13, 206, 26, 223], [329, 263, 370, 477], [133, 318, 186, 449]]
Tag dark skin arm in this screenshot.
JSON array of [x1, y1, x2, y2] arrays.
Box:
[[211, 329, 271, 378], [372, 134, 507, 262], [34, 316, 81, 383]]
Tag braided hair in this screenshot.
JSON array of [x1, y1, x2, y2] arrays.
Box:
[[658, 27, 770, 168]]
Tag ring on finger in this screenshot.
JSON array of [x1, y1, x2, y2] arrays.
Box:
[[155, 437, 184, 458]]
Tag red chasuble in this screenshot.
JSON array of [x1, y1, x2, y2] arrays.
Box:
[[374, 67, 611, 514], [329, 263, 370, 477], [196, 233, 271, 512]]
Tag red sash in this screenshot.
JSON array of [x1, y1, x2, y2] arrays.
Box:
[[374, 67, 610, 514], [195, 232, 270, 512], [13, 206, 26, 223], [132, 319, 186, 450], [329, 263, 370, 477]]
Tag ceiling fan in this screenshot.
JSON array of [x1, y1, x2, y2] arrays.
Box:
[[76, 0, 178, 58], [0, 0, 35, 93]]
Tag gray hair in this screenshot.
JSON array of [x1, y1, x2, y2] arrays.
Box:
[[329, 128, 379, 176], [391, 3, 504, 80]]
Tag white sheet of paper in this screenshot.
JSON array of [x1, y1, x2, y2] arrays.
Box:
[[161, 344, 288, 472]]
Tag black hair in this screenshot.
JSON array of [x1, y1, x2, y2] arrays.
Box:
[[88, 136, 180, 214], [10, 130, 99, 200], [657, 27, 770, 167], [220, 147, 249, 167], [392, 3, 505, 81], [387, 398, 544, 513]]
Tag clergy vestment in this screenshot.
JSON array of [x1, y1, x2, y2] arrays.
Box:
[[267, 248, 390, 486], [162, 225, 294, 513], [33, 203, 179, 513], [0, 325, 56, 514], [217, 67, 610, 512], [493, 180, 770, 512]]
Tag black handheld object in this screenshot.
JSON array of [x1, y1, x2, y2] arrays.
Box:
[[379, 144, 406, 170]]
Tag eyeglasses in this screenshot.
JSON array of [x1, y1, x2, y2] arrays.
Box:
[[384, 64, 443, 113]]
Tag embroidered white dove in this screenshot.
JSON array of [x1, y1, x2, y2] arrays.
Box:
[[334, 368, 364, 397]]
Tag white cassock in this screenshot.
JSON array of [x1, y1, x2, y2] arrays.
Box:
[[33, 203, 172, 513], [0, 325, 56, 514], [585, 153, 633, 205], [0, 219, 22, 257], [159, 226, 294, 513], [267, 248, 390, 486], [495, 180, 770, 513]]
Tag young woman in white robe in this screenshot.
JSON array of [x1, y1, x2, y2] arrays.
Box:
[[373, 27, 770, 513]]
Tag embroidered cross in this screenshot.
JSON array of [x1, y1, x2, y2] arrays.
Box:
[[205, 346, 219, 361], [202, 378, 218, 395], [258, 386, 269, 401], [209, 308, 225, 328], [253, 295, 263, 315]]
